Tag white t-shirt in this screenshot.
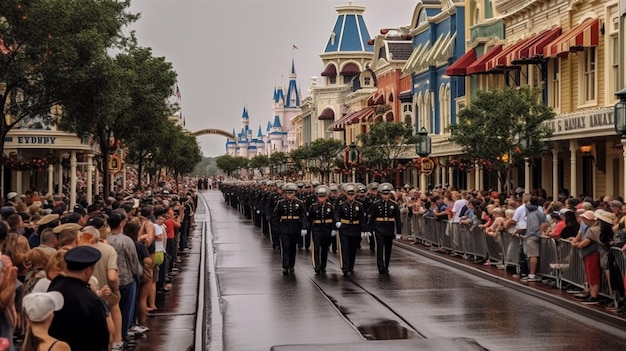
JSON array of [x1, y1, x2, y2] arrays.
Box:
[[451, 199, 468, 223], [154, 223, 166, 253], [512, 205, 527, 230]]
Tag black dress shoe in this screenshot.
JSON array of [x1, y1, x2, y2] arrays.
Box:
[[289, 267, 295, 273], [314, 269, 321, 275], [282, 269, 289, 276]]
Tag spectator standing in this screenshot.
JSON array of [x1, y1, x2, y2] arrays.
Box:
[[21, 291, 70, 351], [571, 210, 602, 305], [48, 246, 109, 351], [521, 196, 549, 283]]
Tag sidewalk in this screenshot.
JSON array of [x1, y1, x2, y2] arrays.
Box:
[[394, 238, 626, 330]]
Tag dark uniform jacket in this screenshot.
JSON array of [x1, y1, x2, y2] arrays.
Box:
[[271, 198, 308, 234], [368, 199, 402, 236], [334, 199, 367, 236], [48, 276, 109, 351], [308, 202, 335, 235]]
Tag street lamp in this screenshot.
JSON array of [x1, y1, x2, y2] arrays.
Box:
[[416, 127, 432, 192], [416, 127, 431, 157], [519, 135, 531, 194], [614, 88, 626, 200]]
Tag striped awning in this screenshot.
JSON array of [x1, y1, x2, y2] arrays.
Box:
[[512, 27, 562, 64], [402, 43, 429, 74], [486, 37, 535, 71], [445, 49, 477, 76], [466, 45, 503, 75], [329, 107, 375, 131], [543, 18, 599, 58]]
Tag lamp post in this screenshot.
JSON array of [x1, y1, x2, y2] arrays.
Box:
[[519, 136, 531, 194], [416, 127, 432, 192], [614, 88, 626, 200]]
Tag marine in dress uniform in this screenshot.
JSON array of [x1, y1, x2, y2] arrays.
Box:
[[271, 183, 308, 275], [334, 184, 367, 276], [48, 246, 110, 351], [307, 185, 335, 274], [267, 181, 284, 250], [367, 183, 402, 274], [363, 182, 380, 252], [328, 184, 340, 253]]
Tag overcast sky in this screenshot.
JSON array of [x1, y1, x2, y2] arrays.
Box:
[[129, 0, 414, 157]]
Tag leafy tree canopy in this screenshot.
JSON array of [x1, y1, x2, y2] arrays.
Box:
[[358, 121, 419, 170]]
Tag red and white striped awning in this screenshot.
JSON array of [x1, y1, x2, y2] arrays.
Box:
[[543, 18, 599, 58], [329, 107, 375, 131]]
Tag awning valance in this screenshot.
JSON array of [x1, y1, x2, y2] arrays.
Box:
[[422, 33, 455, 68], [318, 108, 335, 120], [512, 27, 562, 64], [329, 107, 375, 131], [402, 43, 428, 74], [398, 91, 412, 103], [486, 38, 534, 71], [321, 64, 337, 77], [466, 45, 503, 75], [340, 63, 360, 76], [543, 18, 599, 58], [445, 49, 477, 76]]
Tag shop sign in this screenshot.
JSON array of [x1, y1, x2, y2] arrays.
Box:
[[544, 108, 613, 136], [17, 136, 56, 144]]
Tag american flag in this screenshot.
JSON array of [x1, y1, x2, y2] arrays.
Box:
[[175, 84, 181, 101], [292, 44, 299, 50]]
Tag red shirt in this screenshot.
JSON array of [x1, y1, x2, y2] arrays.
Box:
[[164, 219, 177, 239]]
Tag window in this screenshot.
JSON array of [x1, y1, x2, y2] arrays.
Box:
[[608, 6, 619, 101], [440, 84, 451, 134], [580, 47, 596, 104], [611, 34, 619, 96], [364, 76, 371, 86], [402, 103, 413, 130], [549, 59, 560, 110], [328, 76, 336, 85]]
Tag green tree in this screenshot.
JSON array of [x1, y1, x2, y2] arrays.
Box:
[[358, 121, 419, 176], [289, 146, 311, 175], [448, 86, 554, 191], [0, 0, 136, 177], [216, 155, 248, 177], [307, 139, 344, 183], [249, 154, 269, 176], [269, 152, 288, 178], [60, 42, 177, 195], [162, 129, 202, 180]]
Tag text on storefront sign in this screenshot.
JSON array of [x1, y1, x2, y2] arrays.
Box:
[[17, 137, 56, 144], [544, 109, 613, 135]]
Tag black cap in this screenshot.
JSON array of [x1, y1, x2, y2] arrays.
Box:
[[73, 204, 87, 215], [64, 212, 83, 224], [64, 246, 101, 271]]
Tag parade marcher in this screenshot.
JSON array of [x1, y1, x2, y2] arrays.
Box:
[[300, 181, 317, 250], [267, 181, 283, 250], [307, 185, 335, 275], [328, 184, 340, 253], [334, 184, 367, 276], [271, 183, 308, 275], [363, 182, 380, 252], [368, 183, 402, 274]]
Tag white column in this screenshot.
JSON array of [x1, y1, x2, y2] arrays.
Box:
[[524, 158, 530, 194], [475, 162, 481, 190], [552, 148, 559, 200], [95, 166, 100, 198], [448, 167, 453, 188], [47, 164, 54, 195], [569, 140, 578, 198], [87, 155, 93, 205], [435, 158, 441, 186], [16, 170, 22, 195], [57, 162, 63, 195], [70, 151, 77, 208]]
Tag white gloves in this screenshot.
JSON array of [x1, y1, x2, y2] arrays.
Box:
[[361, 232, 367, 239], [331, 230, 337, 237], [335, 222, 342, 229], [366, 232, 372, 237], [395, 234, 401, 240], [256, 210, 260, 214], [301, 230, 308, 237]]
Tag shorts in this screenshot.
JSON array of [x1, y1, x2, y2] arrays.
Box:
[[153, 266, 160, 283], [525, 236, 540, 258], [583, 251, 601, 286]]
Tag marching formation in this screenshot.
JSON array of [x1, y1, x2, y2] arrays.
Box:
[[220, 180, 402, 276]]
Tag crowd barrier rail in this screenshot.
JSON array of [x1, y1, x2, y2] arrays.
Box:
[[408, 214, 626, 300]]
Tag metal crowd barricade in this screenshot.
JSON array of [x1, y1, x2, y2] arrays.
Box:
[[449, 222, 465, 256], [540, 238, 572, 290], [412, 214, 424, 243], [422, 216, 438, 246], [559, 241, 586, 290], [613, 246, 626, 278], [468, 225, 489, 262], [401, 211, 411, 239], [485, 232, 505, 268], [501, 232, 521, 274], [439, 220, 453, 251]]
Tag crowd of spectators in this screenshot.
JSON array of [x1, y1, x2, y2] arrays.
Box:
[[0, 177, 198, 351], [385, 184, 626, 311]]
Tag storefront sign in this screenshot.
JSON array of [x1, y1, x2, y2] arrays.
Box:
[[544, 108, 613, 136], [17, 136, 56, 144], [421, 157, 435, 175]]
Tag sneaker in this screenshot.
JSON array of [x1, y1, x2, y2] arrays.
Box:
[[130, 325, 149, 334], [521, 275, 539, 282], [112, 342, 124, 351], [574, 293, 590, 299], [581, 296, 599, 305], [566, 288, 584, 294]]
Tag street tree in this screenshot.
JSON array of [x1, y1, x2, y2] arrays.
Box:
[[357, 121, 419, 177], [216, 155, 248, 177], [307, 138, 344, 183], [289, 146, 311, 176], [269, 152, 288, 178], [448, 86, 554, 192], [60, 42, 177, 195], [159, 125, 202, 182], [0, 0, 136, 175], [249, 154, 270, 176]]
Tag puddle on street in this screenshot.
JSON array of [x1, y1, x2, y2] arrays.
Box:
[[357, 320, 411, 340]]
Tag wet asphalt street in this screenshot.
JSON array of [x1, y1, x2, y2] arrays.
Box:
[[134, 190, 626, 350]]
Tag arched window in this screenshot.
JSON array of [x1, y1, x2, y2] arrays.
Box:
[[439, 84, 451, 133]]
